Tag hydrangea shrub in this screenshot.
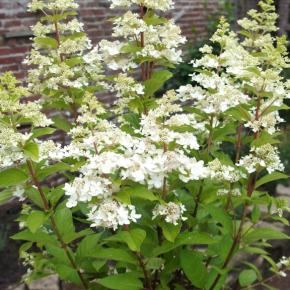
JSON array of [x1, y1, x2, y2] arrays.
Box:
[[1, 0, 290, 289]]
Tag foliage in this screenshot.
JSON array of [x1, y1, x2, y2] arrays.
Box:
[[0, 0, 290, 290]]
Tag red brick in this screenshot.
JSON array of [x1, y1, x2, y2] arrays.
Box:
[[0, 0, 219, 81]]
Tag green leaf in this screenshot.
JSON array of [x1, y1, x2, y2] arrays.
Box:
[[35, 37, 58, 49], [131, 186, 157, 201], [65, 56, 84, 67], [144, 70, 172, 97], [144, 10, 168, 25], [41, 11, 77, 22], [252, 131, 280, 147], [93, 248, 137, 264], [31, 128, 56, 138], [244, 228, 289, 243], [55, 264, 81, 285], [106, 229, 146, 252], [121, 43, 142, 53], [54, 207, 75, 242], [180, 250, 207, 288], [239, 269, 257, 287], [116, 186, 157, 204], [47, 187, 64, 206], [52, 115, 72, 132], [146, 257, 165, 270], [160, 222, 181, 243], [255, 172, 288, 189], [207, 205, 233, 234], [176, 231, 215, 246], [251, 206, 261, 223], [0, 168, 28, 188], [97, 273, 143, 290], [226, 105, 251, 121], [26, 211, 47, 233], [11, 229, 57, 245], [38, 162, 71, 181], [26, 187, 44, 208], [151, 232, 215, 257], [46, 244, 71, 266], [24, 141, 39, 161], [0, 190, 13, 204], [76, 233, 102, 262]]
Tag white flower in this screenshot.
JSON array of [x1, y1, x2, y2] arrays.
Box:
[[88, 200, 141, 230], [153, 202, 187, 225], [217, 188, 241, 197], [208, 159, 245, 183], [65, 176, 113, 208], [109, 0, 174, 11], [13, 186, 26, 201], [238, 144, 284, 174]]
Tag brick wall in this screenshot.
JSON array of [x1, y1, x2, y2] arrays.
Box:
[[0, 0, 218, 80]]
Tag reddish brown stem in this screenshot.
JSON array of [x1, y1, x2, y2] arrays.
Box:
[[162, 143, 168, 198], [26, 160, 89, 289], [136, 253, 152, 290], [54, 21, 64, 62], [209, 94, 262, 290], [193, 181, 204, 218], [208, 206, 248, 290], [235, 124, 243, 163], [140, 6, 146, 82]]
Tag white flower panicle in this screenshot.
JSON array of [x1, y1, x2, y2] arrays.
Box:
[[208, 159, 245, 183], [65, 176, 114, 208], [238, 144, 284, 174], [0, 72, 53, 168], [153, 202, 187, 225], [98, 0, 185, 77], [108, 0, 174, 11], [28, 0, 79, 11], [88, 200, 141, 230], [217, 188, 241, 197], [26, 0, 103, 103]]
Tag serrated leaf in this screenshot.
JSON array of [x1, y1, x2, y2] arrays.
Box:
[[52, 115, 72, 132], [35, 37, 58, 49], [226, 105, 251, 121], [54, 207, 75, 242], [31, 128, 56, 138], [251, 206, 261, 223], [255, 172, 288, 189], [252, 131, 280, 147], [24, 141, 39, 161], [244, 228, 289, 243], [161, 222, 181, 242], [97, 273, 143, 290], [144, 70, 172, 97], [26, 211, 47, 233], [144, 10, 168, 25], [180, 250, 207, 288], [151, 231, 215, 257], [106, 229, 146, 252], [0, 190, 13, 204], [55, 264, 81, 285], [76, 233, 102, 262], [0, 168, 28, 188], [11, 229, 57, 245], [92, 248, 137, 264], [239, 269, 257, 287], [38, 162, 71, 181], [116, 186, 157, 204]]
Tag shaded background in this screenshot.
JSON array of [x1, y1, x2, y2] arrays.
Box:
[[0, 0, 290, 289]]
